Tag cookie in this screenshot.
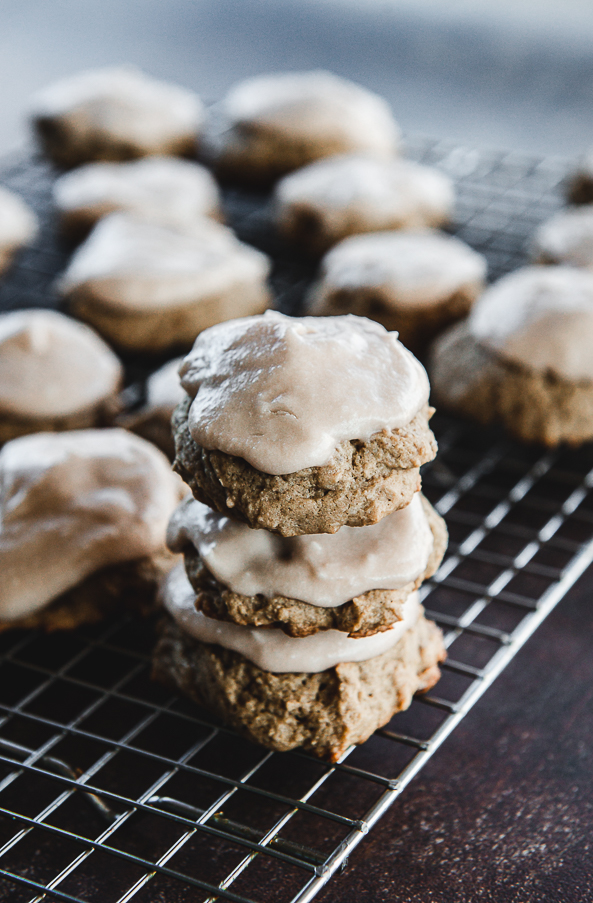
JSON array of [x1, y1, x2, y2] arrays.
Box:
[[275, 156, 454, 255], [0, 309, 123, 443], [173, 399, 434, 535], [0, 429, 185, 629], [430, 266, 593, 446], [565, 149, 593, 205], [532, 205, 593, 268], [170, 493, 447, 638], [0, 185, 38, 275], [53, 156, 222, 239], [58, 213, 271, 353], [118, 356, 185, 459], [30, 65, 204, 168], [201, 70, 400, 185], [307, 229, 486, 352], [173, 312, 436, 535], [153, 569, 445, 761], [1, 554, 174, 633]]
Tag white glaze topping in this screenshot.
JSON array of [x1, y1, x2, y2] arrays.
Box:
[[58, 212, 271, 313], [276, 156, 454, 236], [30, 65, 203, 150], [469, 265, 593, 381], [0, 309, 122, 418], [167, 492, 433, 607], [0, 186, 38, 259], [532, 206, 593, 268], [53, 157, 221, 229], [314, 229, 486, 308], [162, 564, 420, 673], [0, 429, 184, 623], [207, 70, 400, 159], [179, 311, 430, 475]]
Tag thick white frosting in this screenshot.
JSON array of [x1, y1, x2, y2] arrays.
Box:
[[533, 206, 593, 268], [207, 70, 400, 159], [30, 65, 203, 151], [58, 212, 271, 313], [314, 229, 486, 308], [167, 492, 433, 607], [276, 156, 454, 236], [179, 311, 430, 475], [162, 563, 420, 673], [469, 265, 593, 381], [0, 186, 38, 263], [53, 157, 221, 229], [0, 429, 184, 623], [0, 309, 123, 418]]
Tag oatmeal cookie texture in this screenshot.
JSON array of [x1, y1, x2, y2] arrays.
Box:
[[180, 495, 447, 638], [60, 214, 271, 354], [0, 429, 184, 628], [157, 309, 445, 758], [30, 65, 204, 168], [201, 70, 400, 186], [275, 157, 454, 256], [153, 610, 446, 761], [173, 396, 436, 535], [430, 320, 593, 446], [0, 552, 175, 633], [431, 266, 593, 446], [0, 310, 123, 443]]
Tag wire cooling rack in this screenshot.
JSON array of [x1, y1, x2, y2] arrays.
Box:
[[1, 138, 593, 903]]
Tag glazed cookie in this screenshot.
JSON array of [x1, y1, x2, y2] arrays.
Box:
[[0, 309, 123, 443], [30, 65, 204, 168], [118, 356, 185, 458], [532, 205, 593, 268], [58, 212, 271, 353], [154, 565, 446, 761], [0, 186, 38, 275], [173, 312, 437, 536], [430, 266, 593, 446], [275, 156, 454, 255], [566, 148, 593, 205], [0, 429, 185, 631], [308, 229, 486, 352], [167, 492, 447, 638], [201, 70, 400, 185], [53, 157, 222, 239]]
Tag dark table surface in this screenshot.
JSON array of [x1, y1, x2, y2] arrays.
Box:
[[314, 567, 593, 903]]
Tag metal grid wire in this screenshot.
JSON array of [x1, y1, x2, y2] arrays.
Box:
[[1, 138, 593, 903]]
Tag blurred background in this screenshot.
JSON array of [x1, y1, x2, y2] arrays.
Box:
[[2, 0, 593, 159]]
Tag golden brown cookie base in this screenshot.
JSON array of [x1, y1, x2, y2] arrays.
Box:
[[279, 205, 451, 258], [0, 391, 123, 444], [33, 117, 196, 170], [173, 396, 437, 536], [202, 121, 357, 188], [67, 282, 271, 354], [566, 172, 593, 206], [182, 495, 447, 638], [0, 245, 21, 276], [308, 283, 481, 356], [430, 320, 593, 446], [0, 551, 176, 633], [152, 611, 446, 761]]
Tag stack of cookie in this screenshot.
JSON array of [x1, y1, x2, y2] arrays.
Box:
[[153, 311, 447, 761]]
